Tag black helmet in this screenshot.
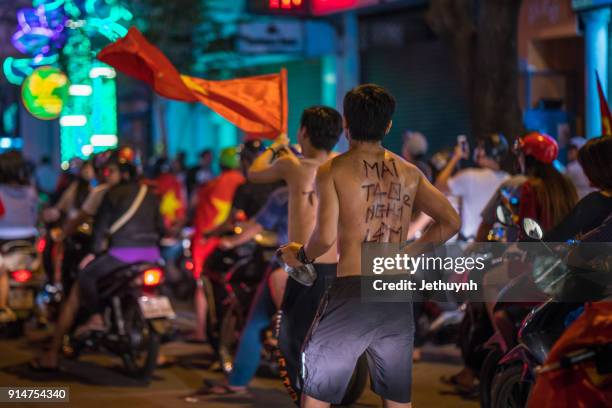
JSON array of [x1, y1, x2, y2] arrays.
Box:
[[479, 133, 509, 161], [238, 139, 265, 165], [107, 148, 138, 181]]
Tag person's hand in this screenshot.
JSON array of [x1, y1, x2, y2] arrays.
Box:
[[453, 143, 468, 161], [218, 237, 235, 250], [42, 208, 60, 223], [277, 242, 303, 268], [79, 253, 95, 270], [272, 133, 289, 148]]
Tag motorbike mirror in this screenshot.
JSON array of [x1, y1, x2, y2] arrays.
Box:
[[496, 205, 514, 227], [523, 218, 543, 240]]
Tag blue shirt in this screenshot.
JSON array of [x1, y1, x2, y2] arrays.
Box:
[[254, 187, 289, 245]]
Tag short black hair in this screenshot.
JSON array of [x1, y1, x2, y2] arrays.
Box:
[[343, 84, 396, 142], [578, 136, 612, 191], [0, 151, 30, 185], [300, 106, 343, 152]]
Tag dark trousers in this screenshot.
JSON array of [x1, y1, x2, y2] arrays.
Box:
[[78, 254, 128, 315]]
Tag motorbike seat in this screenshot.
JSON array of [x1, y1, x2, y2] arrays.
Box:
[[98, 262, 163, 299], [1, 240, 36, 255]]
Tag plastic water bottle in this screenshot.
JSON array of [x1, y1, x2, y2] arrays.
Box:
[[283, 263, 317, 286]]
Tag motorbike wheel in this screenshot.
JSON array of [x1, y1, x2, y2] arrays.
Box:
[[491, 364, 531, 408], [479, 346, 504, 408], [218, 302, 245, 375], [120, 299, 160, 381]]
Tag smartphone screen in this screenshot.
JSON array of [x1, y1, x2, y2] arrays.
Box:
[[457, 135, 468, 154]]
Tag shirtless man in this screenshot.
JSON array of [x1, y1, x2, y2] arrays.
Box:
[[248, 106, 343, 401], [280, 84, 461, 408]]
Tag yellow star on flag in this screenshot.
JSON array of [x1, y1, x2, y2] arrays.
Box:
[[160, 190, 181, 222], [211, 197, 231, 227]]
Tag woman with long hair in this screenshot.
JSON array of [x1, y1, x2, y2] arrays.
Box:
[[0, 151, 38, 323], [546, 136, 612, 241], [516, 132, 578, 235]]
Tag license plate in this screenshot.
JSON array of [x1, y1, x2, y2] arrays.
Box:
[[9, 288, 34, 310], [138, 296, 175, 319]]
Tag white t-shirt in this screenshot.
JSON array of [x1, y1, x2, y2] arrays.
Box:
[[448, 167, 509, 240]]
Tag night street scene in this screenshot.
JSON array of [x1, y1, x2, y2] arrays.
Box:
[[0, 0, 611, 407]]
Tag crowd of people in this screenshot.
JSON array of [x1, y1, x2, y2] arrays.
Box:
[[0, 83, 610, 408]]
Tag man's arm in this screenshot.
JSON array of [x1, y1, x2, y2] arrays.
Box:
[[303, 160, 338, 260], [248, 150, 293, 183], [218, 220, 263, 249], [414, 175, 461, 245], [91, 194, 113, 254], [434, 144, 464, 193]]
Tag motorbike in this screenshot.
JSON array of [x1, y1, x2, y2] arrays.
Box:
[[37, 220, 93, 325], [202, 229, 278, 374], [3, 239, 43, 337], [527, 302, 612, 408], [161, 227, 196, 301], [65, 262, 175, 381], [489, 217, 610, 407]]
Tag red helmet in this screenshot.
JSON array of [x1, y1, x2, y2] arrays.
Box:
[[517, 132, 558, 164]]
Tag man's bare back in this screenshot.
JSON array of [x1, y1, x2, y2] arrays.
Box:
[[283, 154, 338, 264], [248, 107, 344, 265], [328, 144, 420, 276]]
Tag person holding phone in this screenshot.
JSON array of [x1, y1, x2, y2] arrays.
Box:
[[435, 133, 510, 241]]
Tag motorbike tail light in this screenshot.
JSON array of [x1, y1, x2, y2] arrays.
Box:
[[235, 210, 247, 222], [11, 269, 32, 283], [37, 237, 47, 253], [143, 268, 163, 287]]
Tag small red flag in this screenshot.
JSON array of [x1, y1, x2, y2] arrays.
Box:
[[596, 71, 612, 137], [97, 27, 288, 139]]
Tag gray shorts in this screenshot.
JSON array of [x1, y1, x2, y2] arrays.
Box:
[[301, 276, 415, 404]]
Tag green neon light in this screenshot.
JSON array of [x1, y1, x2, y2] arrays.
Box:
[[4, 0, 130, 160], [21, 66, 69, 120], [3, 58, 25, 85]]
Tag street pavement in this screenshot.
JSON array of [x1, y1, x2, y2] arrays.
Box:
[[0, 310, 479, 408]]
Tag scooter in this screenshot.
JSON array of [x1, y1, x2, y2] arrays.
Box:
[[479, 206, 541, 408], [527, 302, 612, 408], [3, 239, 43, 337], [65, 262, 175, 381], [489, 217, 605, 407], [202, 230, 278, 374]]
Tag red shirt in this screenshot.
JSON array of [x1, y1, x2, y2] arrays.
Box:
[[193, 170, 245, 234]]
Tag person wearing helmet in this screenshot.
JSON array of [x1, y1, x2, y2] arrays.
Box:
[[187, 147, 246, 342], [516, 131, 578, 235], [33, 153, 165, 371], [546, 136, 612, 242], [190, 139, 282, 343], [187, 140, 283, 343], [436, 133, 510, 241], [565, 136, 596, 199]]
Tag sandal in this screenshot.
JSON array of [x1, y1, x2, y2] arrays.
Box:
[[183, 380, 250, 402]]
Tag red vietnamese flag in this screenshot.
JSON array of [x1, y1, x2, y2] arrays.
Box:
[[596, 71, 612, 137], [156, 173, 186, 228], [97, 27, 288, 139]]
